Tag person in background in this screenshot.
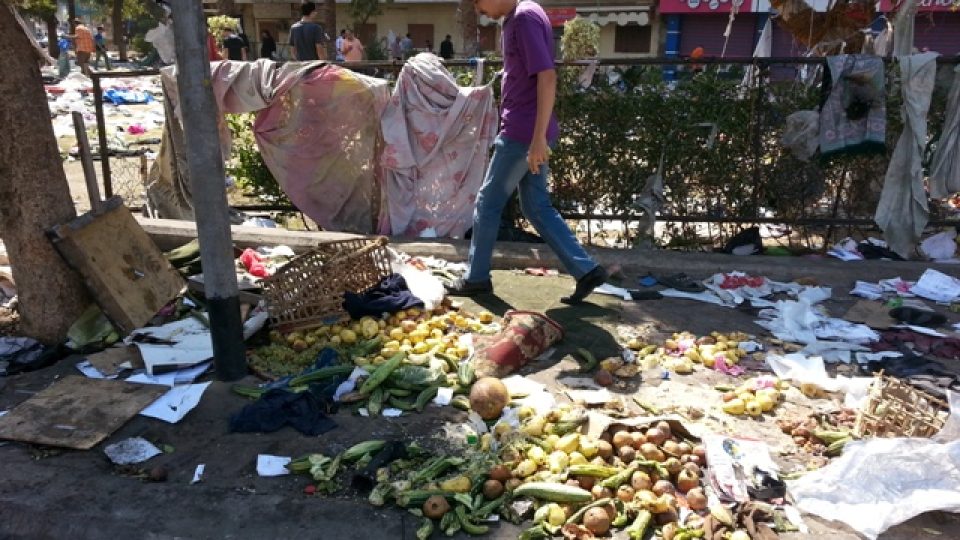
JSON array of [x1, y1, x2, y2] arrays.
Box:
[[207, 29, 222, 61], [400, 33, 413, 58], [93, 25, 111, 70], [260, 30, 276, 60], [390, 35, 402, 61], [439, 34, 454, 60], [335, 29, 346, 61], [425, 39, 433, 53], [445, 0, 608, 303], [289, 1, 326, 61], [57, 33, 71, 78], [220, 27, 247, 61], [68, 19, 95, 77], [341, 28, 364, 62]]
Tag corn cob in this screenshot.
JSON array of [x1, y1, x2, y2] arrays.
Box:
[[512, 482, 593, 503]]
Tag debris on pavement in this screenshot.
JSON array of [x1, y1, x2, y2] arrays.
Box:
[[104, 437, 162, 465], [256, 454, 292, 477]]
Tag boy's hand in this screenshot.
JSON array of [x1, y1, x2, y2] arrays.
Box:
[[527, 137, 550, 174]]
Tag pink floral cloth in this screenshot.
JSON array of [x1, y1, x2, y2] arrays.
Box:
[[379, 53, 498, 238], [163, 59, 390, 233]]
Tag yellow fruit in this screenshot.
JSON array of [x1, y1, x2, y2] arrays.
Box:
[[738, 392, 755, 403], [389, 328, 405, 341], [329, 335, 342, 346], [399, 343, 413, 353], [478, 311, 495, 323], [521, 416, 546, 437], [627, 338, 643, 350], [745, 400, 763, 416], [684, 349, 702, 363], [756, 394, 776, 412], [372, 355, 386, 365], [304, 335, 318, 346], [527, 445, 546, 464], [330, 325, 343, 336], [412, 342, 430, 354], [456, 345, 470, 358], [378, 319, 387, 328], [555, 433, 580, 455], [430, 328, 444, 340], [568, 451, 588, 466], [722, 398, 745, 415], [445, 347, 462, 359], [291, 339, 308, 352]]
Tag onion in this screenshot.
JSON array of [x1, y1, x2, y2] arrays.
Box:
[[618, 445, 636, 463], [676, 469, 699, 493], [616, 485, 635, 503], [652, 479, 675, 496], [597, 440, 614, 459], [692, 444, 707, 464], [576, 474, 596, 491], [656, 421, 673, 439], [612, 430, 632, 449], [631, 470, 652, 491], [645, 427, 668, 446], [583, 507, 611, 535], [682, 462, 701, 477], [686, 487, 707, 510], [664, 457, 683, 476], [662, 440, 681, 456], [629, 431, 646, 449], [639, 442, 663, 462]]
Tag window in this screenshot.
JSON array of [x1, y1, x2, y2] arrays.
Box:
[[615, 24, 651, 54], [356, 23, 377, 45], [478, 26, 497, 52], [407, 24, 434, 50]]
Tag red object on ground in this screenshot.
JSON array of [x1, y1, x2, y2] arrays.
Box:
[[239, 248, 269, 278], [719, 274, 765, 289]]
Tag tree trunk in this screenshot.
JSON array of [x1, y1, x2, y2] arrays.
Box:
[[458, 0, 478, 57], [67, 0, 76, 28], [0, 5, 90, 344], [113, 0, 126, 61], [45, 14, 58, 58], [323, 0, 336, 59]]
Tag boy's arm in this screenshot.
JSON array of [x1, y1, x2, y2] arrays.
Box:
[[528, 68, 556, 174]]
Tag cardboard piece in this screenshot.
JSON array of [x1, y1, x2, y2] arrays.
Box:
[[49, 197, 185, 335], [844, 299, 897, 329], [85, 345, 144, 377], [0, 376, 167, 449]]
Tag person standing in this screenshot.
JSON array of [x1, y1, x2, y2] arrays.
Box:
[[260, 30, 277, 60], [425, 39, 433, 53], [289, 1, 326, 61], [93, 25, 111, 70], [335, 29, 346, 61], [57, 33, 71, 78], [446, 0, 608, 303], [400, 33, 413, 58], [390, 35, 403, 61], [439, 34, 454, 59], [341, 29, 364, 62], [220, 28, 247, 61], [69, 19, 95, 77]]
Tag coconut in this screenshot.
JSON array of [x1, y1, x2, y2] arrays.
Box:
[[469, 377, 509, 420]]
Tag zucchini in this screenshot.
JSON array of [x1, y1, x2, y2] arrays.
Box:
[[512, 482, 593, 503]]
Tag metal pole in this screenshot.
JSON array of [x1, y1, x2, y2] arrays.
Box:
[[169, 0, 246, 381], [92, 74, 112, 198]]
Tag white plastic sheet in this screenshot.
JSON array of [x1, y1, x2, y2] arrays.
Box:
[[788, 438, 960, 539]]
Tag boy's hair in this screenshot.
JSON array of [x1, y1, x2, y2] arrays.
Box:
[[300, 2, 316, 17]]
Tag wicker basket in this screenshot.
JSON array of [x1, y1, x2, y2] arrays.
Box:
[[854, 373, 949, 438], [262, 236, 392, 331]]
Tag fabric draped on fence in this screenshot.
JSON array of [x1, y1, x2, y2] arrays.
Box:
[[379, 53, 498, 238]]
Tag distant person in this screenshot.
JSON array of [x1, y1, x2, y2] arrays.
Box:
[[289, 1, 326, 61], [239, 30, 251, 57], [68, 19, 95, 77], [401, 33, 413, 58], [207, 30, 222, 61], [335, 29, 346, 61], [390, 35, 402, 60], [57, 33, 71, 78], [425, 39, 433, 53], [342, 29, 364, 62], [439, 34, 454, 59], [260, 30, 276, 59], [220, 28, 247, 60], [93, 25, 111, 70]]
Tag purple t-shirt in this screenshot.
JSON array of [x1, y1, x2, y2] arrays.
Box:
[[500, 1, 559, 145]]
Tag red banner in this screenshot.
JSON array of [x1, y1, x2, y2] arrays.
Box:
[[659, 0, 752, 13], [878, 0, 959, 11], [545, 7, 577, 27]]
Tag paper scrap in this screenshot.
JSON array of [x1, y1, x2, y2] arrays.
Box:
[[501, 375, 546, 396], [256, 454, 292, 477], [382, 408, 403, 417], [433, 386, 454, 406], [191, 463, 205, 484], [128, 318, 213, 375], [850, 281, 884, 300], [595, 283, 631, 300], [737, 341, 763, 353], [75, 360, 112, 379], [104, 437, 162, 465], [334, 367, 368, 402], [567, 388, 613, 405], [894, 324, 947, 338], [558, 376, 602, 390], [358, 407, 369, 417], [911, 269, 960, 303], [139, 382, 211, 423]]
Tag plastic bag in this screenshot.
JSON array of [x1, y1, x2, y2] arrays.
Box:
[[788, 437, 960, 539], [782, 110, 820, 161]]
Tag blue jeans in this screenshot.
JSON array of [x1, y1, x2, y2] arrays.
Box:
[[466, 135, 596, 282]]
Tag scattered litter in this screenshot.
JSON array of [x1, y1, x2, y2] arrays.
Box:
[[432, 386, 453, 406], [191, 464, 205, 484], [850, 280, 883, 300], [140, 382, 211, 424], [766, 353, 872, 407], [593, 282, 631, 300], [524, 267, 558, 277], [104, 437, 162, 465], [919, 230, 958, 261], [382, 408, 403, 417], [789, 438, 960, 540], [256, 454, 292, 477], [565, 388, 613, 406], [703, 433, 779, 502], [912, 269, 960, 303], [334, 367, 369, 402]]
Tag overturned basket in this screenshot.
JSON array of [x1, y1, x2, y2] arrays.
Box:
[[262, 236, 392, 331], [854, 373, 949, 438]]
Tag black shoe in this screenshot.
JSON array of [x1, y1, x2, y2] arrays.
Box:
[[445, 278, 493, 296], [561, 265, 608, 305]]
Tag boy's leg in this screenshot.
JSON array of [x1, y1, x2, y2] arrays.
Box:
[[448, 136, 530, 294], [518, 160, 608, 303]]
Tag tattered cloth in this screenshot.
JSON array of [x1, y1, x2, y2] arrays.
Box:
[[379, 53, 498, 238], [473, 311, 564, 379], [819, 55, 885, 158]]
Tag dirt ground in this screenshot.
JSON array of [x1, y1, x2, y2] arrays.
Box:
[[2, 265, 960, 539]]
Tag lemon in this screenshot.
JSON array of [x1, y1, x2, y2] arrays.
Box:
[[478, 311, 495, 323], [412, 342, 430, 354], [389, 328, 405, 341], [339, 329, 357, 344]]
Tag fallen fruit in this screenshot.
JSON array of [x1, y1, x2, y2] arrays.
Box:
[[148, 466, 168, 482], [583, 507, 611, 535], [483, 479, 505, 500], [488, 464, 512, 483], [423, 495, 450, 519], [469, 377, 510, 420]]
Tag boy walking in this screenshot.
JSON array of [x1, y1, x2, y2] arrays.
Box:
[[446, 0, 607, 304], [289, 1, 326, 61], [94, 25, 111, 70]]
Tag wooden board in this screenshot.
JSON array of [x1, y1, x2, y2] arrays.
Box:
[[85, 345, 144, 377], [49, 197, 185, 335], [0, 376, 167, 450]]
